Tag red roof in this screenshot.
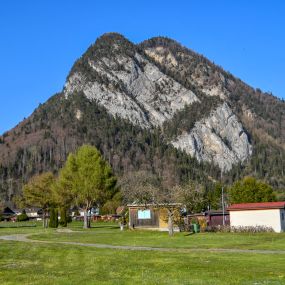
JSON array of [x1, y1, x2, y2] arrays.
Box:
[[227, 202, 285, 211]]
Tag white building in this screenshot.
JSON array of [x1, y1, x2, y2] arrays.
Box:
[[228, 202, 285, 233]]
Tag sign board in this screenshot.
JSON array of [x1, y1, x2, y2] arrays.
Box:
[[138, 209, 151, 219]]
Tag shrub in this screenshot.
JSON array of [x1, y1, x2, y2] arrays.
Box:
[[231, 225, 274, 233], [198, 217, 207, 232], [206, 225, 274, 233], [190, 217, 199, 224], [16, 213, 29, 222]]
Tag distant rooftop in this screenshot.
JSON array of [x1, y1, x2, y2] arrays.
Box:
[[227, 202, 285, 211]]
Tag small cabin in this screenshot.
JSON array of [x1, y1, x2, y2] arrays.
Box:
[[127, 203, 181, 231], [1, 207, 16, 221]]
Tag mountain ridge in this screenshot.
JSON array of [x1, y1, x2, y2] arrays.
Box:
[[0, 32, 284, 203]]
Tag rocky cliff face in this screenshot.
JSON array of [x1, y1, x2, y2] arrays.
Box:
[[172, 103, 252, 171], [64, 37, 199, 128]]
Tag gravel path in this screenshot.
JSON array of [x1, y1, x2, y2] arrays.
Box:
[[1, 233, 285, 255]]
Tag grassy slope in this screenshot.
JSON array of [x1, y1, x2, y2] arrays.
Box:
[[1, 222, 285, 284]]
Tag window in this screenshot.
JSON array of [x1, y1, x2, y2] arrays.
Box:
[[282, 213, 284, 221], [138, 209, 151, 219]]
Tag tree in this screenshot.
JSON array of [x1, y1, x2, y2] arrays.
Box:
[[206, 183, 227, 210], [121, 172, 205, 236], [120, 171, 177, 235], [22, 172, 55, 228], [0, 198, 4, 213], [229, 176, 276, 204], [53, 161, 76, 227], [172, 181, 206, 214], [120, 171, 160, 206], [101, 192, 122, 214], [0, 199, 4, 221], [49, 207, 58, 228], [62, 145, 117, 228]]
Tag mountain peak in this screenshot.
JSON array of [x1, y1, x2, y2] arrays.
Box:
[[94, 32, 132, 46], [140, 36, 181, 49], [1, 33, 284, 203]]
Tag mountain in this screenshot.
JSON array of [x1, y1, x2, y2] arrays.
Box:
[[1, 33, 284, 203]]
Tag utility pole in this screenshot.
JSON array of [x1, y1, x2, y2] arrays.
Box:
[[221, 170, 225, 226], [222, 185, 225, 226]]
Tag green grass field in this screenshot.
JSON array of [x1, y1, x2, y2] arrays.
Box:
[[1, 221, 285, 284]]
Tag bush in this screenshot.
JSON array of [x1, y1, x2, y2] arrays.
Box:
[[190, 217, 199, 224], [206, 225, 274, 233], [231, 225, 274, 233], [198, 217, 207, 232], [16, 213, 29, 222]]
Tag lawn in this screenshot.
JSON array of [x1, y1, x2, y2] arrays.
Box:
[[26, 222, 285, 251], [1, 221, 285, 284]]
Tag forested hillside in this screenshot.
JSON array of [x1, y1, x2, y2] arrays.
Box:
[[0, 33, 284, 203]]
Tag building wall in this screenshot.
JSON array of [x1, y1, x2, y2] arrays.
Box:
[[129, 207, 159, 228], [209, 214, 230, 227], [159, 208, 168, 229], [230, 209, 283, 232]]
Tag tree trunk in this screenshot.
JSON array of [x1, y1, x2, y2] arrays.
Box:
[[45, 210, 49, 228], [43, 209, 48, 228], [168, 210, 174, 237], [60, 207, 67, 227], [87, 209, 91, 228], [42, 211, 45, 228], [83, 209, 88, 229]]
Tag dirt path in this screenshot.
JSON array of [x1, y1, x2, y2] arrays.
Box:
[[1, 233, 285, 255]]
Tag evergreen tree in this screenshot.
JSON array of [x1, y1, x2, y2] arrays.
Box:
[[61, 145, 117, 228]]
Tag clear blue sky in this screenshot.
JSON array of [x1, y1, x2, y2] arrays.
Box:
[[0, 0, 284, 135]]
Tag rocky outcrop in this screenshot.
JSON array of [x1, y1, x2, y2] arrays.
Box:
[[64, 43, 199, 128], [143, 45, 232, 100], [172, 103, 252, 171]]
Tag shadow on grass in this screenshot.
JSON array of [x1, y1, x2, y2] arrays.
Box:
[[184, 232, 195, 236]]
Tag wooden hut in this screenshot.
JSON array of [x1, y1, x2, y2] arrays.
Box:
[[127, 203, 182, 231]]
